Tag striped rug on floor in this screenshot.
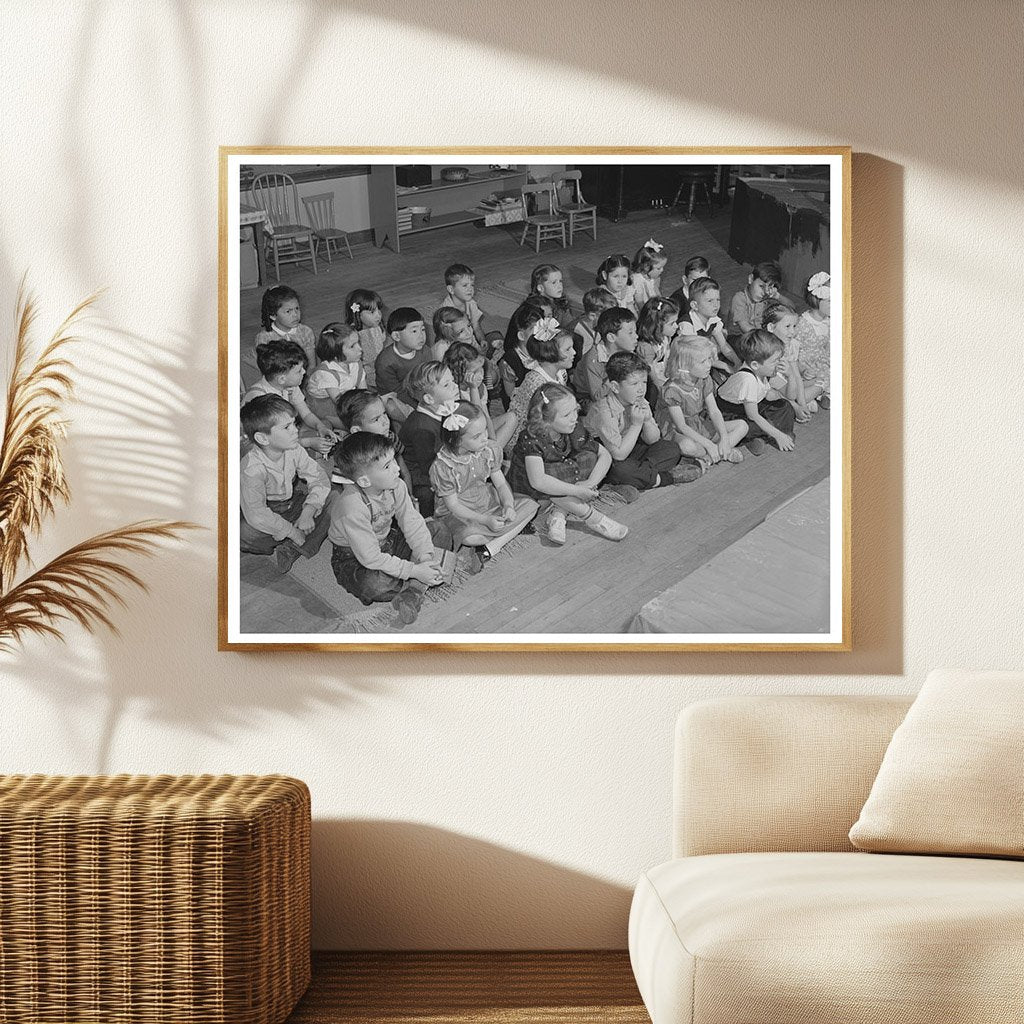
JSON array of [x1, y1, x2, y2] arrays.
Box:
[[287, 951, 649, 1023]]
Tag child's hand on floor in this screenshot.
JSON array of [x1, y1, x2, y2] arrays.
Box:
[[773, 431, 795, 452]]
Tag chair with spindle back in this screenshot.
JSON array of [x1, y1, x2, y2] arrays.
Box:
[[549, 170, 597, 244], [250, 173, 318, 280], [301, 192, 354, 264], [519, 182, 567, 253]]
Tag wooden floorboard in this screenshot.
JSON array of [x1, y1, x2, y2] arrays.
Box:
[[286, 951, 648, 1024], [631, 479, 831, 633], [237, 202, 831, 636]]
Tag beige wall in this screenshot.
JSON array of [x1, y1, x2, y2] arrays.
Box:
[[1, 2, 1021, 949]]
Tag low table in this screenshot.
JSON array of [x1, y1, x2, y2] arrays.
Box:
[[0, 774, 310, 1024]]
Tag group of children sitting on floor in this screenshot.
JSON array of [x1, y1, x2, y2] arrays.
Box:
[[239, 240, 833, 625]]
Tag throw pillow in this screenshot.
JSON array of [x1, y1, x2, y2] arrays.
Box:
[[849, 668, 1024, 857]]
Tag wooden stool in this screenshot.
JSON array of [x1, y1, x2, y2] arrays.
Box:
[[0, 774, 310, 1024], [672, 169, 716, 221]]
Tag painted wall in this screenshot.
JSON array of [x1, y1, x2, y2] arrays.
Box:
[[1, 2, 1021, 949]]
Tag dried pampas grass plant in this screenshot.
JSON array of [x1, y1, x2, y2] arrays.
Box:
[[0, 280, 197, 651]]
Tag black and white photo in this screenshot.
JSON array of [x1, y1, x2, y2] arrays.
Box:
[[220, 149, 849, 650]]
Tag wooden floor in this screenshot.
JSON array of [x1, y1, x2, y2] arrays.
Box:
[[237, 199, 831, 637], [631, 478, 830, 633], [286, 951, 648, 1024]]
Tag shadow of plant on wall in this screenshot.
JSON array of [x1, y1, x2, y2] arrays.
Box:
[[0, 288, 384, 772], [0, 283, 197, 651]]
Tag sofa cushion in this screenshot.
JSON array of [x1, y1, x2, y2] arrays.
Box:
[[849, 668, 1024, 857], [629, 852, 1024, 1024]]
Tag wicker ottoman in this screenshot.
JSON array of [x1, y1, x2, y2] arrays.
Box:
[[0, 774, 310, 1024]]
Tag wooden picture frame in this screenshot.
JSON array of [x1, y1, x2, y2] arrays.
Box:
[[219, 147, 850, 651]]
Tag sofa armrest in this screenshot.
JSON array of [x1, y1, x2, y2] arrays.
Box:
[[674, 695, 912, 857]]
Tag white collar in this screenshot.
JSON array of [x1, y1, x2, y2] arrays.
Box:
[[536, 365, 565, 384]]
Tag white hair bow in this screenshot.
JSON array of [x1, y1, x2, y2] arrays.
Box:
[[532, 317, 560, 341], [808, 272, 831, 299], [644, 238, 664, 253], [442, 412, 470, 431], [437, 399, 459, 418]]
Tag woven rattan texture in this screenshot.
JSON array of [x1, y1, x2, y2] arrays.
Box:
[[0, 774, 310, 1024]]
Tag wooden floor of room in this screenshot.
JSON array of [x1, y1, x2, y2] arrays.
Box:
[[238, 200, 830, 636], [287, 951, 648, 1024]]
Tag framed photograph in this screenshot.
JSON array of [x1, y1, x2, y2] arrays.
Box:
[[219, 147, 850, 651]]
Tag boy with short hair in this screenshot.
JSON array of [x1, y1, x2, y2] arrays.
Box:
[[716, 328, 797, 453], [436, 262, 500, 352], [585, 352, 696, 488], [678, 277, 739, 372], [668, 255, 711, 309], [398, 361, 461, 517], [329, 432, 449, 624], [726, 261, 782, 336], [242, 340, 338, 453], [572, 306, 638, 405], [374, 307, 430, 424], [239, 394, 333, 571], [335, 389, 414, 494]]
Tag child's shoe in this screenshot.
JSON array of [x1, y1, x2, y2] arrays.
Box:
[[806, 399, 819, 414], [584, 510, 628, 541], [746, 438, 767, 456], [275, 539, 302, 573], [465, 547, 491, 575], [547, 509, 567, 545], [599, 483, 641, 504], [724, 448, 744, 463], [670, 459, 704, 484], [391, 586, 424, 625], [818, 394, 831, 410]]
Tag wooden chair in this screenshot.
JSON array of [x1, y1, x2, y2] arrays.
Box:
[[519, 183, 567, 252], [250, 173, 317, 280], [301, 192, 354, 263], [550, 170, 597, 244]]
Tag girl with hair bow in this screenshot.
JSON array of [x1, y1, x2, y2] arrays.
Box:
[[630, 239, 669, 309], [429, 402, 539, 573], [792, 272, 832, 408]]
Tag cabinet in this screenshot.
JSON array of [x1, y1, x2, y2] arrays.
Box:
[[369, 166, 528, 253]]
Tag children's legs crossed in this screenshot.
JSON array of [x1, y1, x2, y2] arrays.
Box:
[[605, 439, 681, 489], [460, 497, 539, 556], [330, 523, 411, 604], [718, 420, 748, 461]]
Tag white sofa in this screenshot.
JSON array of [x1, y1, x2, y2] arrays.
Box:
[[628, 695, 1024, 1024]]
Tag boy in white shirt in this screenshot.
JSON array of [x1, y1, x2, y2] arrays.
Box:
[[239, 395, 333, 571], [715, 329, 797, 454]]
